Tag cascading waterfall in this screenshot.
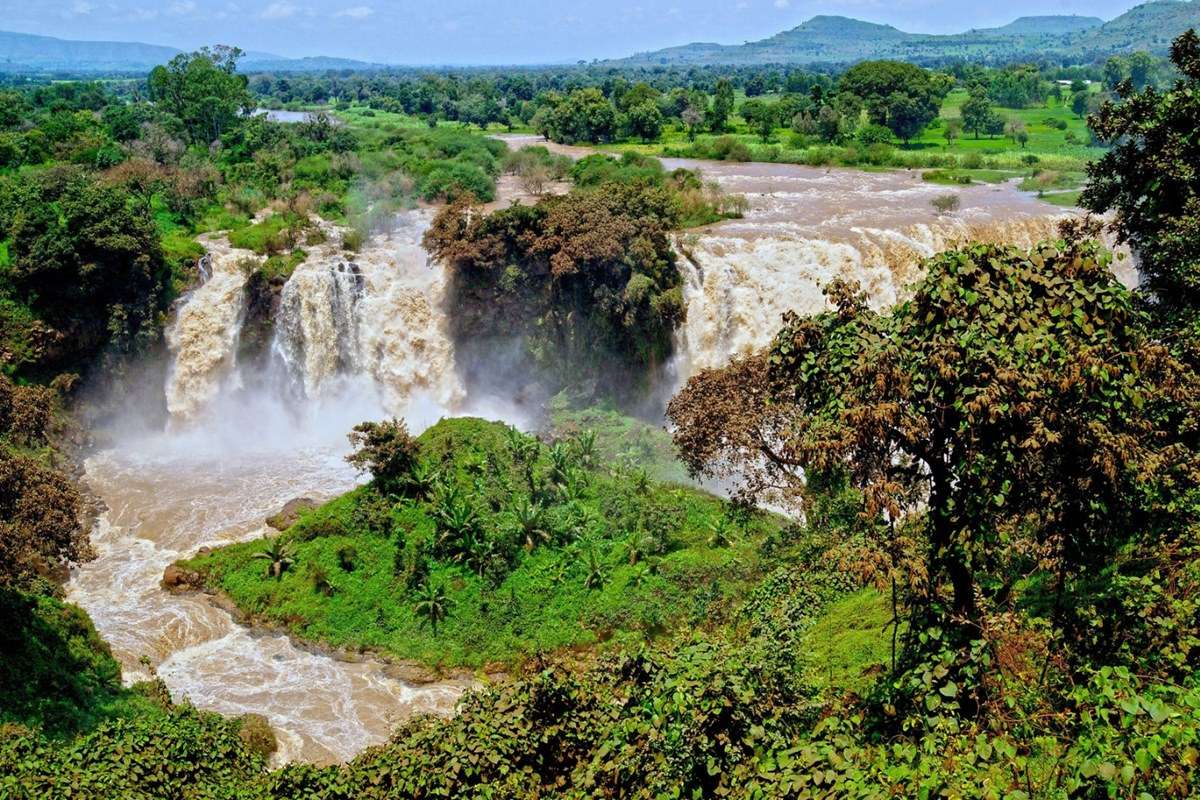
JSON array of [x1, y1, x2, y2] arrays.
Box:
[[673, 215, 1075, 376], [163, 236, 258, 419], [269, 212, 464, 420]]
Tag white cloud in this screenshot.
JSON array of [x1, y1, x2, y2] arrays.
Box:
[[334, 5, 373, 19], [773, 0, 790, 8], [169, 0, 196, 14], [71, 0, 94, 14], [260, 1, 298, 19]]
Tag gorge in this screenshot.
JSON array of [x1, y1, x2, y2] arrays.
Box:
[[65, 146, 1100, 764]]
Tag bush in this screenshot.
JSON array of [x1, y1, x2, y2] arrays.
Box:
[[709, 136, 751, 162], [346, 419, 421, 495]]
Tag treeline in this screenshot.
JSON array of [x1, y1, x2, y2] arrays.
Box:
[[243, 53, 1173, 149]]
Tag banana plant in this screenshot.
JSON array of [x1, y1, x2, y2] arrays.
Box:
[[252, 537, 295, 580]]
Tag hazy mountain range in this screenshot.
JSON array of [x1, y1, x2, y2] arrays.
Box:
[[615, 0, 1199, 66], [0, 30, 377, 74], [1, 0, 1197, 74]]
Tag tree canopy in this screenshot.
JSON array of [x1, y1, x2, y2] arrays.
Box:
[[1084, 30, 1200, 360], [148, 46, 252, 145]]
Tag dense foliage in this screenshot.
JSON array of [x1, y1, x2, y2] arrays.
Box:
[[1084, 29, 1200, 361]]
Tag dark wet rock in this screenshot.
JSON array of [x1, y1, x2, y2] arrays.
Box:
[[266, 497, 318, 530], [161, 564, 204, 591]]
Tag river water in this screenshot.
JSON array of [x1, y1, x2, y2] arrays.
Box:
[[67, 141, 1118, 765]]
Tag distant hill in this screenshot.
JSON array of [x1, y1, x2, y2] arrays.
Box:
[[0, 30, 381, 74], [979, 16, 1104, 36], [614, 0, 1200, 66], [0, 30, 179, 72]]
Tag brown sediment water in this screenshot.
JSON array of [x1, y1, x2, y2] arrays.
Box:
[[68, 146, 1132, 766], [494, 134, 1133, 382]]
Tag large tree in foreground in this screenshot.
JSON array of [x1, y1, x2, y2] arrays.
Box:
[[670, 227, 1197, 632]]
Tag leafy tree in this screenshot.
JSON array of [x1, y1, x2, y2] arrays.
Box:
[[681, 102, 704, 141], [542, 88, 618, 144], [624, 101, 664, 143], [739, 98, 775, 143], [1071, 90, 1090, 119], [1128, 51, 1155, 90], [1103, 56, 1127, 90], [942, 117, 961, 146], [839, 60, 943, 142], [670, 230, 1196, 641], [709, 79, 734, 133], [346, 419, 421, 495], [883, 91, 926, 144], [1084, 30, 1200, 356], [148, 46, 252, 144], [960, 86, 992, 139], [816, 104, 843, 143]]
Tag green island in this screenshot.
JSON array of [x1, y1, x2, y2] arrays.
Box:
[[177, 417, 789, 671]]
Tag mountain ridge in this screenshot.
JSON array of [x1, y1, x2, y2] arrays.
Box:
[[0, 29, 381, 73], [615, 0, 1199, 66]]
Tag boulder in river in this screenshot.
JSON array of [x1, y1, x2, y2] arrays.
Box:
[[266, 497, 318, 530], [161, 564, 203, 591]]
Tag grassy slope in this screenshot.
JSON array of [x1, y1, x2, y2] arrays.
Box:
[[182, 417, 784, 671]]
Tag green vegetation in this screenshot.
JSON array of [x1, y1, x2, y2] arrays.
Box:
[[180, 417, 781, 669], [4, 25, 1200, 800], [424, 154, 741, 402]]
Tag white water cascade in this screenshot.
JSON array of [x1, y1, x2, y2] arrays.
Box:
[[662, 162, 1128, 381], [163, 235, 258, 419], [271, 212, 464, 422]]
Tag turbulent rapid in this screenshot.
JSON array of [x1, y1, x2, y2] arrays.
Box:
[[71, 209, 474, 765], [662, 161, 1131, 378], [68, 149, 1107, 765]]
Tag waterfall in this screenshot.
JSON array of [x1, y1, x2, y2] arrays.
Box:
[[268, 211, 464, 419], [164, 238, 257, 420], [161, 211, 464, 425], [273, 259, 364, 400], [673, 214, 1086, 379]]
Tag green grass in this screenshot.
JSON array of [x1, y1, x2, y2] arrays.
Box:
[[1037, 190, 1084, 208], [549, 398, 688, 484], [227, 214, 296, 254], [182, 417, 782, 671], [804, 589, 897, 694]]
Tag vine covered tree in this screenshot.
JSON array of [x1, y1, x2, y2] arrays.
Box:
[[1084, 29, 1200, 358]]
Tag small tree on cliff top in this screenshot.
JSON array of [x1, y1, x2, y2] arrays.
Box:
[[347, 419, 421, 495]]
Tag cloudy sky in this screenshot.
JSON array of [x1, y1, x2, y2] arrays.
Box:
[[0, 0, 1149, 64]]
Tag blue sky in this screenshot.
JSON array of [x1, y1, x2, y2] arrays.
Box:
[[0, 0, 1150, 64]]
